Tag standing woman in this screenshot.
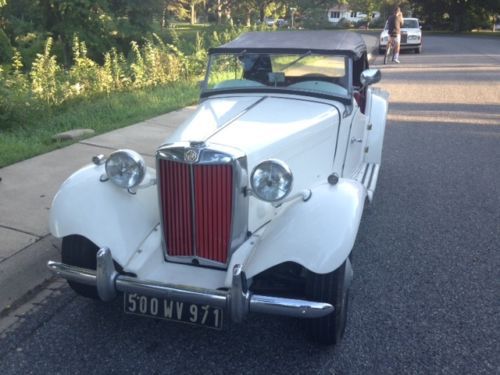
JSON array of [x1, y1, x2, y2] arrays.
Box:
[[387, 7, 404, 63]]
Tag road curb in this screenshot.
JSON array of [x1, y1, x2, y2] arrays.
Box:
[[0, 235, 61, 314]]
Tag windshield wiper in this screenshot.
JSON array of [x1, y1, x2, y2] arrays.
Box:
[[281, 51, 312, 71]]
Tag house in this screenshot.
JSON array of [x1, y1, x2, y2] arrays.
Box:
[[328, 5, 380, 24]]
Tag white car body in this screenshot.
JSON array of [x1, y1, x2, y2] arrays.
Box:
[[48, 31, 389, 345], [379, 17, 423, 53]]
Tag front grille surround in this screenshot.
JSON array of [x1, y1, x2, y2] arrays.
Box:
[[156, 142, 248, 268]]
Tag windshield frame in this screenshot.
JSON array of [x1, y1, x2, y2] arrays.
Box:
[[200, 50, 354, 103]]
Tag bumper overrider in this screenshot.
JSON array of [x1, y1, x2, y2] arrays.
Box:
[[47, 247, 333, 322]]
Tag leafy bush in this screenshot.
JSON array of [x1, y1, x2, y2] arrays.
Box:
[[14, 32, 49, 70], [0, 24, 248, 133], [337, 18, 354, 29], [70, 36, 104, 95], [369, 17, 386, 29], [301, 9, 335, 29], [0, 28, 13, 64], [30, 37, 64, 104]]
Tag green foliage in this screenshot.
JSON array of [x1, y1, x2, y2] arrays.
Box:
[[0, 81, 199, 167], [30, 37, 63, 104], [0, 28, 13, 63], [369, 16, 386, 29], [0, 23, 246, 134], [69, 35, 104, 95], [411, 0, 500, 31], [301, 8, 335, 29], [12, 32, 48, 70]]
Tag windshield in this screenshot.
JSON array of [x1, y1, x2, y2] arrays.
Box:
[[384, 19, 419, 30], [403, 19, 419, 28], [203, 52, 349, 98]]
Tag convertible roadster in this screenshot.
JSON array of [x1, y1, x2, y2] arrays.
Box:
[[48, 31, 388, 345]]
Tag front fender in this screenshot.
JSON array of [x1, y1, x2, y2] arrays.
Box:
[[49, 164, 159, 267], [244, 180, 366, 277]]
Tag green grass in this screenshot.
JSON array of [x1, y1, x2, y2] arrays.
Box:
[[0, 82, 199, 168]]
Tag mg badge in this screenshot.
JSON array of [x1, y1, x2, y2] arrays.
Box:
[[184, 149, 198, 162]]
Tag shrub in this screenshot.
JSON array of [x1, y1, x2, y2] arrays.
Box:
[[369, 17, 386, 29], [0, 28, 13, 64], [69, 36, 104, 96], [302, 9, 335, 29], [338, 18, 354, 29], [30, 37, 64, 104]]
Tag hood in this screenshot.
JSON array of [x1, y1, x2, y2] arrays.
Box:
[[164, 94, 343, 232], [166, 95, 341, 174]]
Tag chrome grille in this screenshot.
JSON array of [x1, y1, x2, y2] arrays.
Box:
[[157, 144, 248, 267]]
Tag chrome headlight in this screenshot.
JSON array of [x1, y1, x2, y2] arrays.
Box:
[[105, 149, 146, 189], [250, 159, 293, 202]]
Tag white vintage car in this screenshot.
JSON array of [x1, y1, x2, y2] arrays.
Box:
[[379, 17, 423, 54], [48, 31, 388, 346]]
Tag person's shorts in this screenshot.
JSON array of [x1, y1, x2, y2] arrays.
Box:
[[390, 34, 401, 44]]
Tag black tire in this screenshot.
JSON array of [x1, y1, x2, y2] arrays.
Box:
[[414, 46, 421, 54], [383, 44, 391, 65], [61, 235, 99, 299], [378, 48, 385, 55], [305, 261, 350, 345]]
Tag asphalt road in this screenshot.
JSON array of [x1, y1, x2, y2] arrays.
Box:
[[1, 35, 499, 374]]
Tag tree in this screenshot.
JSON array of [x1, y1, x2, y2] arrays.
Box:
[[187, 0, 205, 24], [412, 0, 500, 31], [161, 0, 189, 27], [349, 0, 382, 27]]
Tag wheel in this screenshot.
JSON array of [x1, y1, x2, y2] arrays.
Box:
[[383, 44, 391, 65], [61, 235, 99, 299], [305, 261, 350, 345], [414, 45, 421, 54], [378, 48, 385, 55]]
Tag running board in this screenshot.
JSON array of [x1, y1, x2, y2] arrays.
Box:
[[354, 163, 380, 202]]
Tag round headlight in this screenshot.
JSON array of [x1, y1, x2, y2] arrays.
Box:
[[250, 159, 293, 202], [105, 149, 146, 189]]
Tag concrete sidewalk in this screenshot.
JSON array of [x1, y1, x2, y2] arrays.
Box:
[[0, 107, 196, 313]]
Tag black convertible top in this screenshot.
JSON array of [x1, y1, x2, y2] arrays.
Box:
[[210, 31, 367, 60]]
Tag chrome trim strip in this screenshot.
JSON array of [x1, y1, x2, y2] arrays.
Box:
[[47, 262, 96, 285], [206, 96, 267, 142], [353, 162, 380, 202], [47, 249, 333, 320], [249, 295, 333, 317]]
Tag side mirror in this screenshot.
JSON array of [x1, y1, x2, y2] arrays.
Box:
[[360, 69, 381, 86]]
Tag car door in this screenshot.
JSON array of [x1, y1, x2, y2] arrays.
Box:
[[342, 108, 367, 177]]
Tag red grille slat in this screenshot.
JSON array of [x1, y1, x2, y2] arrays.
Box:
[[194, 164, 233, 263], [160, 160, 193, 257], [159, 157, 233, 265]]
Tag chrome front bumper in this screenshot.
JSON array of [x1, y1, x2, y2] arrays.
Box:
[[47, 247, 333, 322]]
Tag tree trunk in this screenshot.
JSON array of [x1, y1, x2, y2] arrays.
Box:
[[216, 0, 222, 24], [246, 12, 251, 27], [191, 4, 196, 24], [225, 8, 232, 26]]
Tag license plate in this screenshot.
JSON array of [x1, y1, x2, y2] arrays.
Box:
[[124, 293, 223, 330]]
